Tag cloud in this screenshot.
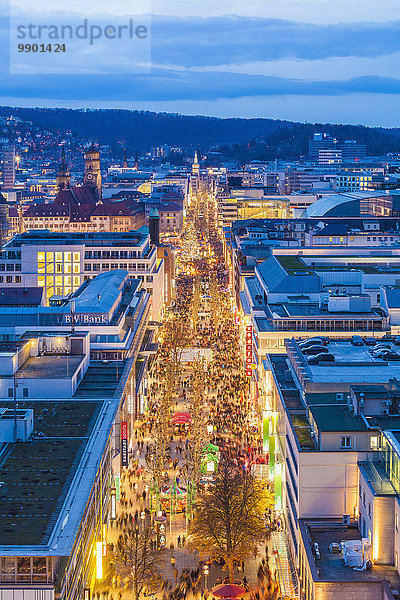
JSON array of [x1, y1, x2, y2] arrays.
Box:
[[151, 16, 400, 67], [0, 71, 399, 103]]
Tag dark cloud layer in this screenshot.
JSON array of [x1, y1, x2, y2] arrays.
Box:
[[0, 71, 399, 102], [151, 16, 400, 67], [0, 11, 399, 108]]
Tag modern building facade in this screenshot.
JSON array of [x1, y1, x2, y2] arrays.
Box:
[[0, 230, 166, 320]]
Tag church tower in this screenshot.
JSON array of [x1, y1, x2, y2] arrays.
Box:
[[56, 146, 71, 191], [84, 145, 102, 199], [192, 151, 200, 176]]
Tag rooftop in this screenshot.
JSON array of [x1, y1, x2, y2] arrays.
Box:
[[0, 399, 102, 546], [300, 520, 400, 589], [17, 355, 85, 379], [290, 339, 400, 385], [73, 360, 127, 398], [4, 230, 147, 249], [309, 404, 368, 432]]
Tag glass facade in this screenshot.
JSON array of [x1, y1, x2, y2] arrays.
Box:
[[382, 433, 400, 494], [37, 251, 82, 301]]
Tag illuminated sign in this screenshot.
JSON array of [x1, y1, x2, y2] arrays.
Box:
[[121, 421, 128, 467], [110, 488, 117, 519], [245, 325, 252, 377], [155, 517, 167, 550], [63, 313, 108, 325], [96, 541, 103, 579], [115, 474, 120, 501]]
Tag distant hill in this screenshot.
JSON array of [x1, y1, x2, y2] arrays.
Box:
[[0, 106, 399, 157]]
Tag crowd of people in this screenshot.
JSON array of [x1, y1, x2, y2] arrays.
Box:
[[96, 192, 283, 600]]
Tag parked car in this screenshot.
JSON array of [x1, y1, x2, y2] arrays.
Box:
[[308, 353, 335, 364], [303, 346, 329, 355], [351, 336, 364, 346], [299, 337, 329, 347], [371, 345, 391, 356], [394, 336, 400, 346], [364, 337, 376, 346], [372, 349, 392, 358], [381, 352, 400, 361]]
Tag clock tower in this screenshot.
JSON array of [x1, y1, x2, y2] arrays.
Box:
[[84, 146, 102, 199]]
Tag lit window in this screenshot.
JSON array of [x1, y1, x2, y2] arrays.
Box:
[[73, 252, 80, 263], [38, 276, 45, 287], [56, 252, 62, 262], [64, 252, 72, 262], [38, 252, 45, 262], [370, 436, 378, 450]]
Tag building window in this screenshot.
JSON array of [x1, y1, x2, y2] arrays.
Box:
[[363, 491, 366, 507], [370, 436, 379, 450], [396, 513, 399, 532], [23, 388, 28, 398], [341, 436, 351, 448], [368, 502, 371, 518], [8, 388, 13, 398]]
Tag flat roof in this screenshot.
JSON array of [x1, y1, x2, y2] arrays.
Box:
[[0, 400, 102, 546], [293, 340, 400, 385], [17, 355, 85, 379], [310, 404, 368, 432], [305, 392, 348, 406], [73, 360, 127, 398], [273, 303, 382, 318], [4, 230, 147, 248], [300, 520, 400, 588]]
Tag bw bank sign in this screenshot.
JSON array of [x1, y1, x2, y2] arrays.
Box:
[[63, 313, 108, 325]]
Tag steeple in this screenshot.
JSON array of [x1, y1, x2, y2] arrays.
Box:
[[83, 145, 102, 199], [192, 150, 200, 176], [134, 149, 139, 171], [56, 145, 71, 191]]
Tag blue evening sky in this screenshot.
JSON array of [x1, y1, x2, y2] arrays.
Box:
[[0, 0, 399, 126]]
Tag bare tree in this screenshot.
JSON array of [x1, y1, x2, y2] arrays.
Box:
[[115, 518, 164, 600], [189, 460, 274, 582]]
